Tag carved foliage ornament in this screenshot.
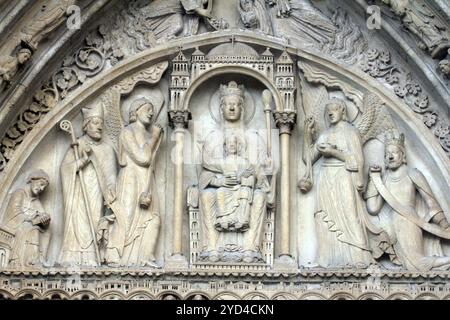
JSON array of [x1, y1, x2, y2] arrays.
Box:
[[360, 48, 450, 156]]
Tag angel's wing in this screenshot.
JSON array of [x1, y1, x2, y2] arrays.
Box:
[[102, 88, 124, 153], [354, 93, 397, 144], [300, 77, 329, 140]]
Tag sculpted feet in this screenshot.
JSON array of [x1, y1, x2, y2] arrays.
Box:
[[107, 262, 120, 268], [209, 251, 220, 263], [354, 262, 369, 269], [432, 257, 450, 270], [141, 260, 161, 268], [243, 250, 256, 263]]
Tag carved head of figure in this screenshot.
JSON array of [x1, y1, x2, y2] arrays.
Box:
[[17, 48, 32, 65], [438, 59, 450, 77], [224, 133, 246, 156], [82, 104, 104, 141], [240, 0, 254, 11], [129, 98, 154, 127], [220, 81, 245, 123], [385, 132, 407, 170], [382, 0, 408, 16], [27, 169, 49, 197], [325, 99, 347, 125]]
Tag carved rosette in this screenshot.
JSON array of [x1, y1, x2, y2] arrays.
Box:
[[169, 110, 191, 130], [273, 111, 297, 135]]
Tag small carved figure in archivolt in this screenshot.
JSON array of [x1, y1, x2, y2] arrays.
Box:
[[382, 0, 450, 59], [20, 0, 78, 50], [0, 48, 32, 89]]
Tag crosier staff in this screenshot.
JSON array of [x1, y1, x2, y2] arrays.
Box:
[[60, 119, 101, 263]]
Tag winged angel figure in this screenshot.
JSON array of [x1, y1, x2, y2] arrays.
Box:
[[299, 80, 398, 268], [99, 86, 165, 267]]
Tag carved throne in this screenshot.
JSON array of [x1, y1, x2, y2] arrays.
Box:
[[187, 186, 275, 269]]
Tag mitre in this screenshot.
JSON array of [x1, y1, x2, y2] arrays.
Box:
[[82, 104, 104, 120]]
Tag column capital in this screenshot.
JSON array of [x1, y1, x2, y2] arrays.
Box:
[[169, 110, 191, 129], [273, 110, 297, 135]]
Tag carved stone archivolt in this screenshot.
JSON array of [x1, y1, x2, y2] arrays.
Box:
[[0, 0, 449, 300]]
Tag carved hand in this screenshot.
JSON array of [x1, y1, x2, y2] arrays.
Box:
[[39, 213, 51, 227], [196, 8, 213, 19], [152, 124, 164, 137], [139, 192, 152, 209], [224, 174, 239, 186], [76, 151, 90, 171], [317, 143, 336, 158], [106, 187, 116, 204], [369, 164, 382, 174], [241, 168, 256, 179], [304, 117, 315, 138]]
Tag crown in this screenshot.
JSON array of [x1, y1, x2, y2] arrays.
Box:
[[220, 81, 244, 99], [385, 130, 405, 149]]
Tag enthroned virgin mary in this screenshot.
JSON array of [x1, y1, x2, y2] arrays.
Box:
[[198, 81, 274, 264]]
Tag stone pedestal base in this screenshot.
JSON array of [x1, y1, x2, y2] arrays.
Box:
[[273, 255, 298, 271], [165, 254, 189, 270]]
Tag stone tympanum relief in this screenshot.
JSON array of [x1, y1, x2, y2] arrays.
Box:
[[0, 170, 51, 268], [0, 0, 449, 300]]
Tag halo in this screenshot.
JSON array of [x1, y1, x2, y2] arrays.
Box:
[[208, 89, 256, 125]]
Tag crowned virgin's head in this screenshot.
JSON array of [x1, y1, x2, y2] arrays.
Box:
[[219, 81, 245, 123]]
